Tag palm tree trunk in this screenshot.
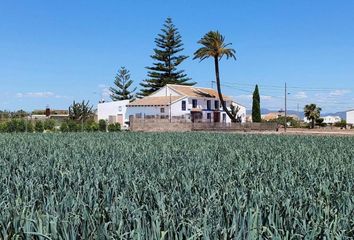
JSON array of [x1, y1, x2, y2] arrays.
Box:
[[214, 57, 236, 122]]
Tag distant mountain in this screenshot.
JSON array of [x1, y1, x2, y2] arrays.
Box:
[[246, 108, 304, 118], [322, 111, 346, 120], [246, 109, 346, 120]]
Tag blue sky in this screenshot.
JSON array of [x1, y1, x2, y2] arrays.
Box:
[[1, 0, 354, 113]]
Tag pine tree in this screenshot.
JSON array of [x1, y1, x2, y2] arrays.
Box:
[[252, 84, 261, 122], [138, 18, 195, 97], [110, 67, 136, 101]]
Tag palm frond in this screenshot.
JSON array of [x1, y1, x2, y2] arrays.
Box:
[[193, 31, 236, 61]]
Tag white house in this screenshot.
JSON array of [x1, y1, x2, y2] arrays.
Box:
[[126, 84, 246, 123], [322, 115, 341, 124], [347, 110, 354, 125], [97, 100, 130, 127]]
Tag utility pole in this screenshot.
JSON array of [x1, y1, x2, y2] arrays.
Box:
[[211, 80, 215, 89], [285, 82, 287, 132], [169, 94, 172, 123]]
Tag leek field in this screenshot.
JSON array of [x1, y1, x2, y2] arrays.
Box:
[[1, 133, 354, 239]]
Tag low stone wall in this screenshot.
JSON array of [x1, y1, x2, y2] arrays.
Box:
[[192, 122, 278, 131], [129, 117, 278, 132], [130, 118, 192, 132]]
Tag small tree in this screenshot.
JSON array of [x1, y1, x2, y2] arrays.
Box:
[[35, 121, 44, 133], [304, 104, 321, 129], [110, 67, 136, 101], [98, 119, 107, 132], [69, 100, 94, 123], [315, 118, 326, 127], [252, 85, 261, 123]]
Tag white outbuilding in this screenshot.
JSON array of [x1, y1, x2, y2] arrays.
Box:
[[346, 109, 354, 125], [322, 115, 341, 124], [97, 100, 130, 127]]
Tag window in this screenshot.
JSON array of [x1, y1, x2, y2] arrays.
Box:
[[160, 108, 165, 113], [215, 100, 219, 109], [222, 101, 227, 108], [181, 101, 186, 111], [223, 113, 227, 123], [118, 106, 122, 112], [207, 113, 211, 121], [207, 100, 211, 110], [192, 99, 197, 108]]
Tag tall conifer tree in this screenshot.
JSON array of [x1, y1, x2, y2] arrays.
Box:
[[252, 84, 261, 122], [110, 67, 136, 101], [138, 18, 195, 97]]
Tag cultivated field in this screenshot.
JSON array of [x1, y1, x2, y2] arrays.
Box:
[[1, 133, 354, 239]]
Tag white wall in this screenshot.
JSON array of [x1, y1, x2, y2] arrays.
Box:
[[347, 110, 354, 124], [126, 97, 246, 123], [150, 86, 181, 97], [97, 100, 130, 125], [127, 106, 170, 118]]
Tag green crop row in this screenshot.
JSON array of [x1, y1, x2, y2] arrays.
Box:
[[1, 133, 354, 239]]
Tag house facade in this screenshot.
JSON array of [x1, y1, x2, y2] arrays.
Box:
[[347, 110, 354, 125], [322, 115, 341, 124], [126, 84, 246, 123], [97, 100, 130, 126]]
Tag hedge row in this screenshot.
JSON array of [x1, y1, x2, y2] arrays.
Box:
[[0, 119, 121, 133]]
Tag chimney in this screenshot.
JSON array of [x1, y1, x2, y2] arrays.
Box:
[[45, 106, 50, 117]]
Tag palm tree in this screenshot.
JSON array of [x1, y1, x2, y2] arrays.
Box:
[[304, 104, 321, 129], [193, 31, 237, 122]]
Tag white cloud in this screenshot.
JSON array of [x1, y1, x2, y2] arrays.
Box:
[[261, 95, 273, 101], [98, 84, 112, 99], [234, 94, 252, 100], [16, 92, 55, 98], [15, 91, 70, 99], [234, 94, 272, 101], [294, 91, 308, 99], [102, 88, 111, 98], [329, 89, 351, 96]]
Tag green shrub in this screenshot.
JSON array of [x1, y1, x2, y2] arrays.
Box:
[[60, 122, 69, 132], [91, 122, 99, 132], [34, 121, 44, 133], [16, 119, 26, 132], [84, 123, 93, 132], [334, 120, 347, 128], [0, 122, 7, 133], [44, 119, 56, 131], [6, 120, 17, 132], [27, 121, 34, 133], [67, 120, 79, 132], [98, 119, 107, 132], [108, 123, 121, 132]]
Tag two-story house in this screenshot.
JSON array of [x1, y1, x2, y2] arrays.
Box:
[[126, 84, 246, 123]]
